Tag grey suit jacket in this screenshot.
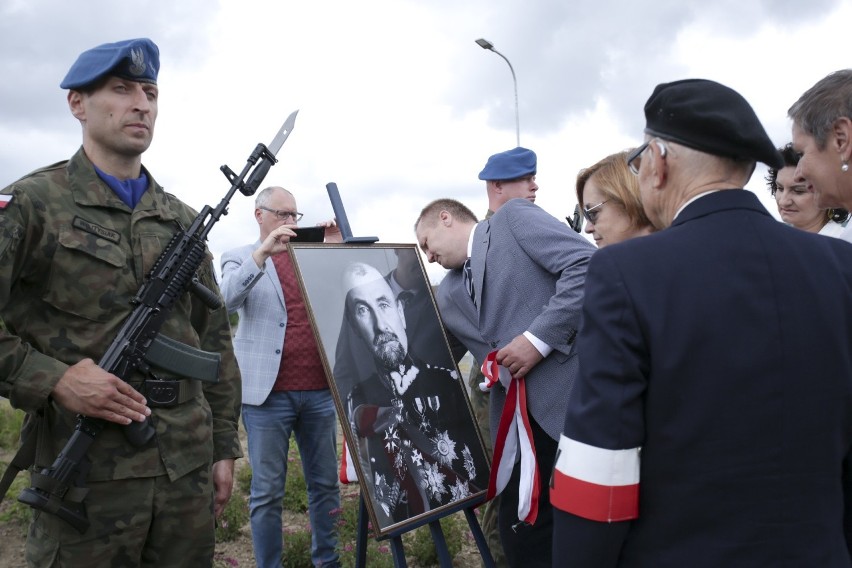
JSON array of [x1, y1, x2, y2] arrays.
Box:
[[220, 242, 288, 406], [436, 198, 595, 443]]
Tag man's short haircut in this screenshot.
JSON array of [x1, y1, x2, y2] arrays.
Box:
[[788, 69, 852, 150], [414, 198, 478, 230], [255, 186, 292, 208]]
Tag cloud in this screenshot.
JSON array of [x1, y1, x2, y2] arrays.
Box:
[[441, 0, 843, 139], [0, 0, 216, 127], [1, 0, 849, 286]]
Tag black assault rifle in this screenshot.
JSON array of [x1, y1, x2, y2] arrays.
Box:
[[15, 110, 299, 533]]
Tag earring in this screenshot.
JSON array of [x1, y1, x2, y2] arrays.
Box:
[[843, 162, 849, 172]]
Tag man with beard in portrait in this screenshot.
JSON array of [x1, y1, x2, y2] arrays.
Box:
[[341, 262, 487, 525]]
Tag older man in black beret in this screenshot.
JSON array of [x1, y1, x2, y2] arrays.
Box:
[[0, 38, 242, 566], [551, 79, 852, 566]]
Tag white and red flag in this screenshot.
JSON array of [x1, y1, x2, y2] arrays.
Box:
[[480, 351, 539, 525]]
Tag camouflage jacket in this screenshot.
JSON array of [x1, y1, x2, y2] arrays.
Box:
[[0, 148, 242, 482]]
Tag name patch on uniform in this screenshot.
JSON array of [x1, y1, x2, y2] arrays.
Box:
[[0, 194, 13, 210], [72, 216, 121, 244]]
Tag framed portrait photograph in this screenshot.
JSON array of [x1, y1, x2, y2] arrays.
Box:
[[289, 243, 491, 537]]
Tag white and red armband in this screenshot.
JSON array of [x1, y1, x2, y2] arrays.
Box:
[[550, 435, 640, 522]]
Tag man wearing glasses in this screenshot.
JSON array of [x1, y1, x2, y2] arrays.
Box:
[[220, 186, 342, 568], [552, 79, 852, 566]]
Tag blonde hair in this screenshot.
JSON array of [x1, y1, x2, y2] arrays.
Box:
[[576, 150, 652, 230]]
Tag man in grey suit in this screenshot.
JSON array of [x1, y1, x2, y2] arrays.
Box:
[[414, 192, 595, 567], [220, 186, 341, 568], [471, 145, 539, 568]]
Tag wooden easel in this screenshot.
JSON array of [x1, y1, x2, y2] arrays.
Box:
[[354, 493, 495, 568]]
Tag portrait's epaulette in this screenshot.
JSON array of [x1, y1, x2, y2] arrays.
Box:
[[425, 363, 459, 380]]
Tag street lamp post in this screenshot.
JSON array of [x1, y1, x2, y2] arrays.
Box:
[[475, 38, 520, 147]]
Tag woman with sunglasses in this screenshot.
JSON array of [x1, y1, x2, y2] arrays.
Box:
[[765, 142, 849, 236], [576, 149, 655, 248]]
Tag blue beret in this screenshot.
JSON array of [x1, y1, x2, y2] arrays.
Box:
[[644, 79, 783, 169], [478, 147, 537, 181], [60, 38, 159, 90]]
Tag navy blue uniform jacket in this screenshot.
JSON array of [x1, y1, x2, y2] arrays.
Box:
[[554, 190, 852, 567]]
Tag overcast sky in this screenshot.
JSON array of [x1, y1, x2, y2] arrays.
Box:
[[1, 0, 849, 282]]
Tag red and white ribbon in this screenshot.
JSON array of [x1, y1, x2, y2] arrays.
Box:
[[481, 351, 540, 525], [339, 440, 358, 485]]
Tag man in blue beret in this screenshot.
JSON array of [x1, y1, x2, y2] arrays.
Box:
[[415, 145, 596, 565], [457, 144, 540, 568], [552, 78, 852, 566], [0, 38, 242, 566], [479, 146, 539, 212]]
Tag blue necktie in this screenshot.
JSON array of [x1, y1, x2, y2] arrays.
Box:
[[463, 258, 476, 307]]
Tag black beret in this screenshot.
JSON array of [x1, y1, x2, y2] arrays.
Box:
[[644, 79, 783, 169], [61, 38, 159, 90]]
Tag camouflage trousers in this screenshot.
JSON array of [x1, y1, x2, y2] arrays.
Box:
[[26, 464, 215, 568], [468, 361, 509, 568]]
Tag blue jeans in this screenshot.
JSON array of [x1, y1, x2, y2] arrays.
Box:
[[242, 390, 341, 568]]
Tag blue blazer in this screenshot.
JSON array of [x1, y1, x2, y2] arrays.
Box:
[[558, 190, 852, 567], [436, 198, 596, 444]]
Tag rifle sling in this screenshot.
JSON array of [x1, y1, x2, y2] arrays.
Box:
[[144, 334, 220, 383], [0, 431, 37, 504]]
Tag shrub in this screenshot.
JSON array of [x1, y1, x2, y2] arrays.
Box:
[[281, 526, 314, 568], [405, 511, 465, 566], [216, 490, 249, 543], [335, 491, 394, 568], [236, 462, 252, 495]]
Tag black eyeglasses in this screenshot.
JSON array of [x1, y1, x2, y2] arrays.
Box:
[[582, 200, 608, 224], [259, 206, 303, 222], [627, 139, 667, 175], [627, 141, 651, 175]]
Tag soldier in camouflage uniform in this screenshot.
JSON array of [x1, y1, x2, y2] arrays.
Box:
[[0, 38, 242, 567]]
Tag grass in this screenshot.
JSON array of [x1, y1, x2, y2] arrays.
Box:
[[2, 400, 476, 567], [0, 398, 24, 449], [0, 399, 30, 527], [228, 435, 474, 567]]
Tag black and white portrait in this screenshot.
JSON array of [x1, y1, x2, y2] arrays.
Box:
[[289, 244, 489, 536]]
